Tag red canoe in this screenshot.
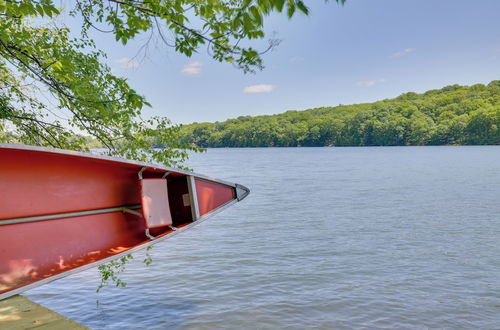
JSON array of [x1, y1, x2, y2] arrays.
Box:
[[0, 144, 249, 300]]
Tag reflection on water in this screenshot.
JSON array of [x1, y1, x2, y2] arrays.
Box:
[[28, 147, 500, 329]]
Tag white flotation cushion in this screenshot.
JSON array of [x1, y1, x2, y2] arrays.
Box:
[[140, 178, 173, 228]]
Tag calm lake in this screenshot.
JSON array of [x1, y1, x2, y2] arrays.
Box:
[[27, 146, 500, 329]]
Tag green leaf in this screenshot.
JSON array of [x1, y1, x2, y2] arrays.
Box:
[[287, 1, 296, 18], [274, 0, 286, 12], [250, 6, 262, 25], [296, 1, 309, 15]]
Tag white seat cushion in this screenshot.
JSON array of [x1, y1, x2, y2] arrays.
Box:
[[140, 178, 173, 228]]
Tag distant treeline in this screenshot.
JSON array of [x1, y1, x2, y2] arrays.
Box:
[[178, 80, 500, 147]]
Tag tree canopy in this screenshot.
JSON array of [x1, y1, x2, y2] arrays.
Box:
[[0, 0, 345, 166], [178, 81, 500, 147]]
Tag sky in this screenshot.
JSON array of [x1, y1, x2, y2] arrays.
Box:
[[66, 0, 500, 124]]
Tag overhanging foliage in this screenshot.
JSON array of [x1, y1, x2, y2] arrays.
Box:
[[0, 0, 345, 165]]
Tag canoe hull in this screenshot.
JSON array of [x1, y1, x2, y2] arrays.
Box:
[[0, 144, 248, 300]]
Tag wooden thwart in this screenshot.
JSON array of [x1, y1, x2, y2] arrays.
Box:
[[0, 295, 88, 329]]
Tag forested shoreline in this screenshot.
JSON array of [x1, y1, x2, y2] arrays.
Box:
[[178, 81, 500, 147]]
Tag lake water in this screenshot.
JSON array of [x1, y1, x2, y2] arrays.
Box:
[[27, 146, 500, 329]]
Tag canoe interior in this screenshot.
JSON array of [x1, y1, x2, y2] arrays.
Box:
[[0, 147, 236, 298]]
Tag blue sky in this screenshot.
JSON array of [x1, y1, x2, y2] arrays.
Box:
[[74, 0, 500, 124]]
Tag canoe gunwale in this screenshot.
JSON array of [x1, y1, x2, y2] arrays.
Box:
[[0, 197, 239, 301], [0, 143, 238, 189]]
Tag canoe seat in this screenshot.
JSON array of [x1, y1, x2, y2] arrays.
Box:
[[140, 178, 173, 230]]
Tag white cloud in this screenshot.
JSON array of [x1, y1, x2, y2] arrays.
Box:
[[289, 56, 304, 64], [243, 84, 275, 94], [356, 79, 386, 87], [390, 48, 416, 58], [115, 57, 140, 69], [182, 61, 203, 75]]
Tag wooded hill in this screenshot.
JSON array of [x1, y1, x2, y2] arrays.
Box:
[[178, 80, 500, 147]]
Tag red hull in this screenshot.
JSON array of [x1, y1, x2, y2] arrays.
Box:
[[0, 144, 249, 299]]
